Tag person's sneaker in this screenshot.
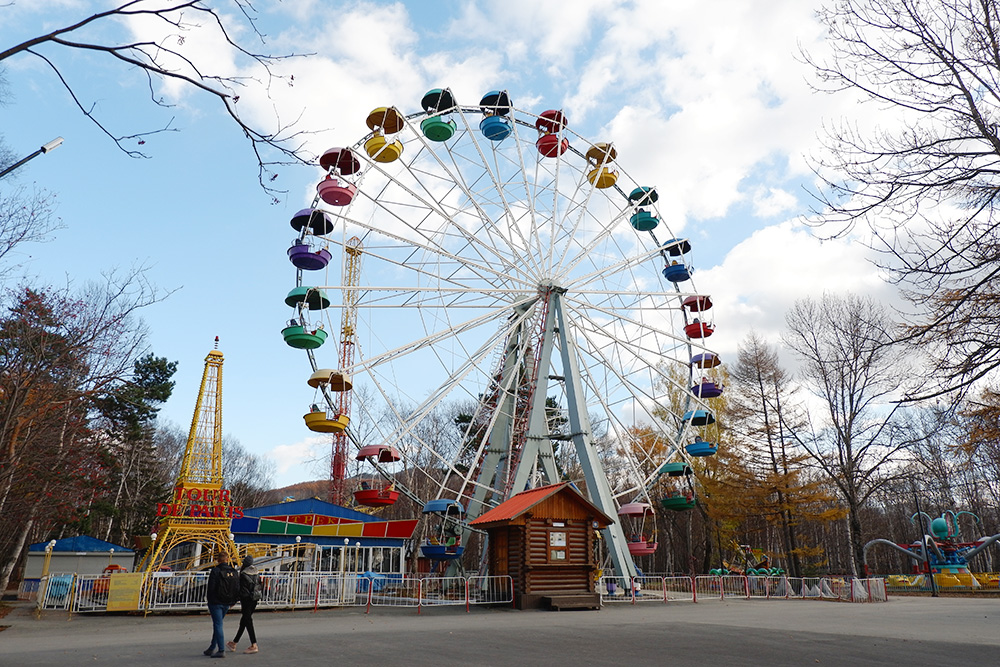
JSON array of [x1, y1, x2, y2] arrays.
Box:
[[243, 646, 258, 654], [204, 648, 215, 656], [211, 651, 226, 659], [226, 641, 237, 652]]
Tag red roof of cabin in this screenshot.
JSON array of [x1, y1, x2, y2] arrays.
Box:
[[469, 482, 614, 527]]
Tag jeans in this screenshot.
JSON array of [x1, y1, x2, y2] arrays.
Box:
[[208, 603, 229, 652]]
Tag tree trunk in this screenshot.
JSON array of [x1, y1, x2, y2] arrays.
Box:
[[846, 508, 863, 577], [0, 508, 35, 595]]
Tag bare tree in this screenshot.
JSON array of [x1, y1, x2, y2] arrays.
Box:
[[0, 185, 62, 279], [806, 0, 1000, 396], [783, 293, 916, 574], [0, 1, 312, 195], [0, 126, 63, 278], [0, 270, 161, 592], [729, 331, 842, 578]]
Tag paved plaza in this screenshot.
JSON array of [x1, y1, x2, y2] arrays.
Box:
[[2, 596, 998, 666]]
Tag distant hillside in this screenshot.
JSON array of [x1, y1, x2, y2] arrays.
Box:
[[262, 479, 330, 505]]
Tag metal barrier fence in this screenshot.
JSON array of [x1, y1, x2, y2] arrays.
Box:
[[664, 576, 695, 602], [17, 578, 40, 601], [37, 574, 75, 610], [467, 575, 515, 607], [147, 571, 208, 611], [38, 571, 894, 613], [35, 572, 513, 614], [600, 575, 888, 604], [599, 575, 634, 603], [369, 577, 421, 610]]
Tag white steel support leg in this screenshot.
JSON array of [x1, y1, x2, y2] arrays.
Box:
[[466, 304, 535, 520], [553, 293, 638, 581], [511, 291, 561, 493]]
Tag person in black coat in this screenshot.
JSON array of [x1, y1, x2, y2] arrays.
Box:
[[227, 555, 261, 654], [205, 551, 239, 658]]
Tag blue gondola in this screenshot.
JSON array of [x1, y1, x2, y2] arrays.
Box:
[[663, 263, 690, 282], [682, 409, 715, 426], [420, 499, 465, 561], [480, 90, 512, 141], [686, 438, 718, 457], [662, 238, 692, 256]]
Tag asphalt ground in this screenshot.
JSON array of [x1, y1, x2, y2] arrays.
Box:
[[1, 596, 998, 666]]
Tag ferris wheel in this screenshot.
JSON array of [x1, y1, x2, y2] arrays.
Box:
[[280, 88, 723, 579]]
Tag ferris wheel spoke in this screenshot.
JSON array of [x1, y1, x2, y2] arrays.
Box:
[[356, 372, 465, 496], [565, 294, 701, 356], [549, 157, 610, 275], [504, 119, 552, 276], [362, 306, 534, 475], [563, 244, 668, 293], [578, 308, 687, 432], [563, 298, 701, 401], [391, 121, 533, 283], [330, 211, 535, 290], [555, 207, 638, 281], [347, 294, 536, 376], [348, 162, 527, 286], [560, 326, 669, 503], [461, 120, 544, 278]]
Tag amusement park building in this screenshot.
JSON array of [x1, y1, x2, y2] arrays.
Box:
[[470, 482, 613, 609], [25, 536, 134, 578], [231, 498, 419, 575]]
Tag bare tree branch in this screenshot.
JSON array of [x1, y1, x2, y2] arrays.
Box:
[[804, 0, 1000, 396], [0, 1, 316, 197]]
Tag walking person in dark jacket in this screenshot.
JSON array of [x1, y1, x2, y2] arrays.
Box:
[[227, 555, 261, 654], [205, 551, 239, 658]]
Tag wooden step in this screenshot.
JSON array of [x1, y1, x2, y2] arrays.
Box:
[[543, 594, 601, 610]]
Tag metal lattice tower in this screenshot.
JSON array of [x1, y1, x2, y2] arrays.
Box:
[[139, 339, 237, 574], [329, 237, 363, 505]]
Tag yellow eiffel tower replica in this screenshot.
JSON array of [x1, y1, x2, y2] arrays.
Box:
[[139, 338, 238, 573]]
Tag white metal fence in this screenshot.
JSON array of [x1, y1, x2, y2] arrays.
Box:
[[34, 572, 513, 614], [599, 575, 887, 604]]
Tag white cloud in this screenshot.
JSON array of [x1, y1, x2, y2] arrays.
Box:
[[752, 187, 798, 218], [695, 219, 902, 364], [266, 435, 328, 487]]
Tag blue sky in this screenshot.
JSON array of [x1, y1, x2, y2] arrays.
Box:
[[0, 1, 897, 488]]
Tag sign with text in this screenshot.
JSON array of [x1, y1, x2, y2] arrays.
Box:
[[106, 572, 144, 611], [156, 485, 244, 519]]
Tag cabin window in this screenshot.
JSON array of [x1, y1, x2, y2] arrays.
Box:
[[549, 530, 567, 562]]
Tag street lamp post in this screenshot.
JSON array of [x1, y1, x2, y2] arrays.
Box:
[[292, 535, 302, 604], [0, 137, 64, 179], [37, 539, 57, 612]]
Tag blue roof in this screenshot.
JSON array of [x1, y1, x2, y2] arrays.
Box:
[[422, 499, 464, 515], [243, 498, 378, 522], [28, 535, 133, 553]]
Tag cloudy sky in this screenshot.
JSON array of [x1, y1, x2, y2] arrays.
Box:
[[0, 0, 898, 488]]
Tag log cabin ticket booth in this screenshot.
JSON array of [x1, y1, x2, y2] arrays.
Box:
[[469, 482, 614, 610]]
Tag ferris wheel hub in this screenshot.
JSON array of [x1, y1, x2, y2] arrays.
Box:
[[536, 280, 566, 295]]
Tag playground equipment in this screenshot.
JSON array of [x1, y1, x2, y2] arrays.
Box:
[[864, 510, 1000, 587], [710, 540, 784, 577], [279, 86, 724, 581]]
